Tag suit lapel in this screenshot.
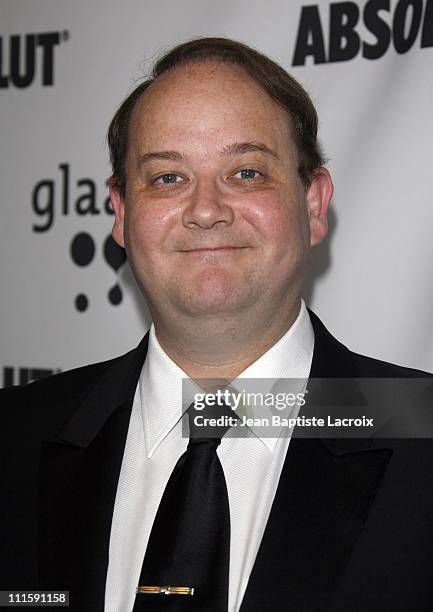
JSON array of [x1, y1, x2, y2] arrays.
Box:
[[240, 438, 391, 611], [240, 310, 392, 611], [38, 335, 149, 611]]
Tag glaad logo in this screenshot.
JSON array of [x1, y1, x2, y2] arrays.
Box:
[[292, 0, 433, 66], [0, 30, 69, 88], [32, 163, 113, 232], [31, 163, 127, 312], [70, 232, 127, 312]]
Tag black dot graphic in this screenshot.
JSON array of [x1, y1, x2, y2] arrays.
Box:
[[108, 284, 122, 305], [70, 233, 96, 312], [70, 232, 96, 267], [104, 235, 126, 272], [104, 235, 126, 305], [70, 233, 127, 311], [75, 294, 89, 312]]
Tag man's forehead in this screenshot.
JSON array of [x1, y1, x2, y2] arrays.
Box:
[[128, 62, 295, 158], [143, 59, 255, 97], [133, 60, 287, 121]]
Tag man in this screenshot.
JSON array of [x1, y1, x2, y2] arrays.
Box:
[[1, 38, 432, 612]]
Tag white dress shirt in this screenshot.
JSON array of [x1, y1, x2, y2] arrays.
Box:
[[104, 300, 314, 612]]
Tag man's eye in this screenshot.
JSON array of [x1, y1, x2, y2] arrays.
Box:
[[233, 169, 262, 180], [154, 173, 183, 185]]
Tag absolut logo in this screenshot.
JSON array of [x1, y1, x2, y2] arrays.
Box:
[[0, 30, 69, 88], [292, 0, 433, 65]]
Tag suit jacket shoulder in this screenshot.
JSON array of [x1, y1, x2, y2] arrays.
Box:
[[307, 309, 432, 379], [1, 358, 116, 440], [0, 342, 147, 592]]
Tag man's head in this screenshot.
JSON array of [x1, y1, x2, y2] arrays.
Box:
[[109, 37, 326, 198], [108, 37, 333, 329]]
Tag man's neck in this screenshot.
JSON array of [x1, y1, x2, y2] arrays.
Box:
[[151, 299, 302, 380]]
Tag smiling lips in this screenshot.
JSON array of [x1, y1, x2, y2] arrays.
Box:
[[180, 246, 249, 253]]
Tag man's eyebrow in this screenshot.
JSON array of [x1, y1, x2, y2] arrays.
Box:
[[138, 151, 185, 165], [221, 142, 279, 160], [138, 142, 279, 166]]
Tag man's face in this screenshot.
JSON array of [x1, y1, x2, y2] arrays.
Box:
[[111, 61, 332, 322]]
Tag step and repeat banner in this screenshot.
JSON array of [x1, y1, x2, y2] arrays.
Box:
[[2, 0, 433, 386]]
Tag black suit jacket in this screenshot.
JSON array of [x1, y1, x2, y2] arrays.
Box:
[[1, 310, 432, 611]]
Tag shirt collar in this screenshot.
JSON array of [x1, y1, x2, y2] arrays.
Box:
[[139, 299, 314, 457]]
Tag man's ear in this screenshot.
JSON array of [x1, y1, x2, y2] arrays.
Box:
[[109, 177, 126, 248], [306, 167, 334, 247]]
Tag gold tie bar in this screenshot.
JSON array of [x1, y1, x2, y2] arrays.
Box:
[[136, 586, 195, 596]]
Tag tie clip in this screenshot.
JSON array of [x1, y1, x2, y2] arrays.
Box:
[[136, 586, 195, 596]]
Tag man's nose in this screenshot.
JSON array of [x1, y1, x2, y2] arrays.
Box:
[[182, 179, 235, 229]]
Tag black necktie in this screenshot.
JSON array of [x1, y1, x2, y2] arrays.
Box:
[[132, 401, 232, 611]]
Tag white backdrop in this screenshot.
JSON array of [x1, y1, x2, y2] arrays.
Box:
[[2, 0, 433, 387]]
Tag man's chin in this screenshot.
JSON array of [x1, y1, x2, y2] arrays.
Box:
[[173, 289, 254, 318]]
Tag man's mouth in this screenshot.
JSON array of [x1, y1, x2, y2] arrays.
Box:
[[180, 246, 249, 253]]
